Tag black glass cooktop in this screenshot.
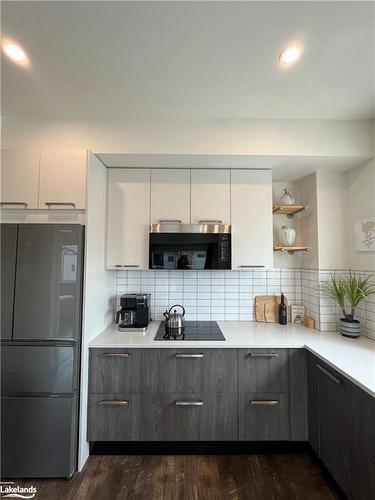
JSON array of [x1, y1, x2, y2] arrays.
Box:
[[154, 321, 225, 341]]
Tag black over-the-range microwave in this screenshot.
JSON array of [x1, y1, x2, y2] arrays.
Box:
[[149, 222, 231, 270]]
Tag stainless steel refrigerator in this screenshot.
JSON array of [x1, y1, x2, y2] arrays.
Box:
[[1, 223, 84, 478]]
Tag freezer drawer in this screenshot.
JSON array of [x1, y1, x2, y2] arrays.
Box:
[[1, 224, 18, 339], [1, 394, 78, 478], [13, 224, 84, 341], [1, 345, 77, 394]]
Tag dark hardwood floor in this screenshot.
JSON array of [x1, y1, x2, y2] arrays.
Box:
[[12, 454, 340, 500]]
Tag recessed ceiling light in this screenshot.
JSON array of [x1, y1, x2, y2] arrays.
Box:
[[279, 46, 302, 65], [2, 40, 29, 66]]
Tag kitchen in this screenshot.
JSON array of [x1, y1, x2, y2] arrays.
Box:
[[1, 1, 375, 499]]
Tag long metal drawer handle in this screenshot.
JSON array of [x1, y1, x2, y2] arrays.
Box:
[[175, 353, 204, 358], [45, 202, 76, 208], [249, 353, 279, 358], [198, 220, 223, 224], [317, 364, 341, 385], [100, 353, 130, 358], [114, 264, 140, 268], [175, 401, 204, 406], [159, 219, 182, 223], [99, 400, 129, 406], [250, 400, 280, 406], [238, 265, 265, 268], [0, 201, 28, 207]]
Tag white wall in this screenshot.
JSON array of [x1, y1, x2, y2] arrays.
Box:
[[296, 173, 319, 269], [2, 116, 373, 157], [78, 152, 115, 471], [345, 157, 375, 271], [316, 171, 348, 270]]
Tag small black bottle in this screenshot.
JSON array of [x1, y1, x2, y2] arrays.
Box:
[[279, 293, 288, 325]]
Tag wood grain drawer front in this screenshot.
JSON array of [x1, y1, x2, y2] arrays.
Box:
[[239, 394, 289, 440], [141, 395, 237, 441], [238, 349, 288, 393], [88, 394, 141, 441], [352, 385, 375, 465], [142, 349, 237, 394], [89, 349, 142, 394], [352, 448, 375, 500]]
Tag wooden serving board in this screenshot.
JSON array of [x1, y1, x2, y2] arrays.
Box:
[[255, 295, 287, 323]]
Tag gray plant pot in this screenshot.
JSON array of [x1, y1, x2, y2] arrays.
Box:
[[339, 318, 360, 338]]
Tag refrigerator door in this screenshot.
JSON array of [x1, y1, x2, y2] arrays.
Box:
[[13, 224, 84, 341], [1, 224, 18, 339], [1, 344, 77, 395], [1, 394, 78, 478]]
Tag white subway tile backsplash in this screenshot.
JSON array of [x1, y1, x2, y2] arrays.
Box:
[[114, 268, 374, 339]]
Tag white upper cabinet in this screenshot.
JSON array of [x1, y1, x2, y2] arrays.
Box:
[[231, 170, 273, 269], [190, 169, 230, 224], [107, 169, 151, 269], [38, 150, 87, 209], [1, 149, 40, 208], [150, 169, 190, 224]]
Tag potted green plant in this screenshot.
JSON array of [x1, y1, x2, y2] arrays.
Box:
[[321, 272, 375, 338], [321, 273, 375, 337]]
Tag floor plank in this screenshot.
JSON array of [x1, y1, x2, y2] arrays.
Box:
[[10, 454, 339, 500]]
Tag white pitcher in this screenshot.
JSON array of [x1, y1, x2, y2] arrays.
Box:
[[280, 225, 296, 246]]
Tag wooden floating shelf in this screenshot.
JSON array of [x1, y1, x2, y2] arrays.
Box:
[[274, 246, 310, 255], [273, 205, 307, 218]]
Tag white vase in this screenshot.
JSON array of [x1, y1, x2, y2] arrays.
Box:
[[279, 188, 295, 206], [280, 225, 296, 246]]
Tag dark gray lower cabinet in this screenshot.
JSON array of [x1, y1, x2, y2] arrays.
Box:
[[317, 362, 352, 498], [307, 351, 319, 454], [352, 384, 375, 500], [142, 349, 237, 394], [141, 395, 237, 441], [352, 448, 375, 500], [352, 384, 375, 464], [88, 394, 141, 441], [239, 394, 289, 440], [238, 349, 288, 393], [89, 349, 142, 394], [289, 349, 308, 441]]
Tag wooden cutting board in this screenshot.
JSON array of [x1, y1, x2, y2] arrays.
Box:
[[255, 295, 287, 323]]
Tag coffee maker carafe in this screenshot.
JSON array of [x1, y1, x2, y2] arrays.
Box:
[[116, 294, 151, 331]]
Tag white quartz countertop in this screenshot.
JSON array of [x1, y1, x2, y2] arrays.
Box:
[[89, 321, 375, 398]]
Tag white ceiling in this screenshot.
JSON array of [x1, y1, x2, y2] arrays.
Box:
[[2, 1, 374, 120]]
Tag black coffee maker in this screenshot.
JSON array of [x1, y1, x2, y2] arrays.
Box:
[[116, 294, 151, 331]]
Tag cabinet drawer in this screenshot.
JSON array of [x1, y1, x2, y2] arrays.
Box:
[[141, 395, 237, 441], [88, 394, 141, 441], [238, 349, 288, 393], [239, 394, 289, 440], [352, 385, 375, 464], [89, 349, 141, 393], [142, 349, 237, 394]]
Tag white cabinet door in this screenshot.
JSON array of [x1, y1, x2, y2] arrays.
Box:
[[1, 149, 40, 208], [38, 150, 87, 209], [191, 169, 230, 224], [150, 169, 190, 224], [231, 170, 273, 269], [107, 169, 151, 269]]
